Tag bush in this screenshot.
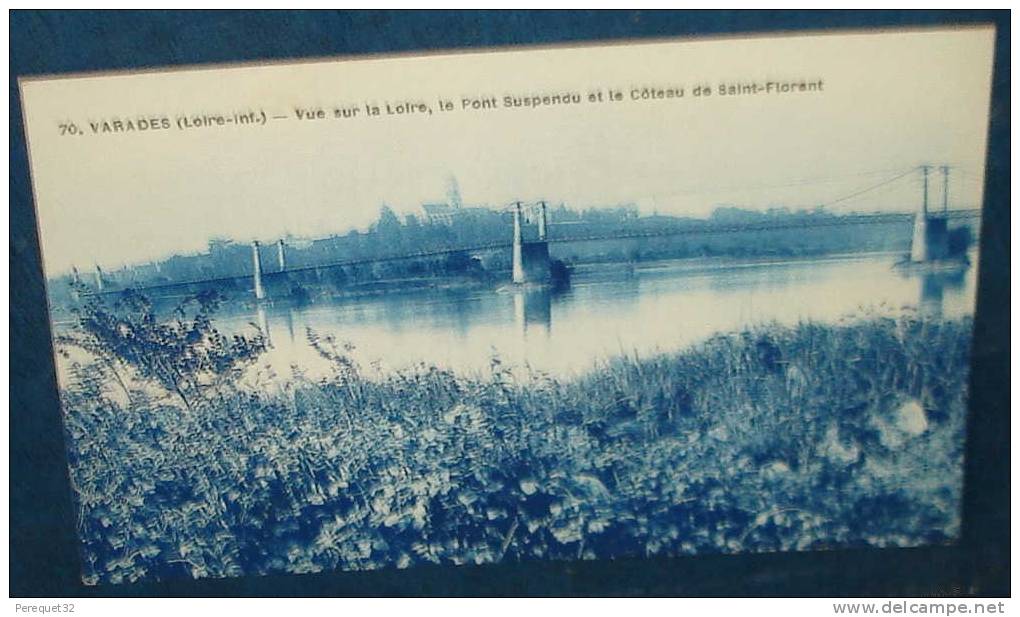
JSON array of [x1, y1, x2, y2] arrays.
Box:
[[56, 285, 267, 411], [56, 295, 972, 584]]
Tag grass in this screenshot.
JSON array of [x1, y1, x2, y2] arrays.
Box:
[[58, 314, 972, 585]]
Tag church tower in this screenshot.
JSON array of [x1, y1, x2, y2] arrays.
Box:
[[446, 174, 463, 210]]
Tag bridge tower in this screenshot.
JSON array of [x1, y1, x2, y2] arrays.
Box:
[[910, 165, 949, 263], [512, 202, 525, 283], [537, 200, 548, 240], [941, 165, 951, 214], [252, 241, 266, 300], [511, 201, 551, 285], [277, 239, 287, 271]]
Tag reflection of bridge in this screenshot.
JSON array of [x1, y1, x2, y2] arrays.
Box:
[[245, 252, 968, 355], [91, 207, 981, 299]]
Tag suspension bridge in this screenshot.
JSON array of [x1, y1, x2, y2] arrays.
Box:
[[79, 165, 982, 299]]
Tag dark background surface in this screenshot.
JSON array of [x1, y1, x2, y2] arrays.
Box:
[[9, 10, 1010, 597]]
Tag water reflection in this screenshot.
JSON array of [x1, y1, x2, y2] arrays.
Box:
[[217, 252, 978, 379], [284, 308, 295, 342], [918, 269, 968, 320], [256, 305, 272, 347], [513, 287, 553, 337], [920, 274, 944, 319]]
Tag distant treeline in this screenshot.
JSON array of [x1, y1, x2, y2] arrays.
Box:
[[54, 204, 973, 301]]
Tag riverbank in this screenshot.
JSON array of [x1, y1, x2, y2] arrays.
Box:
[[60, 316, 971, 584], [47, 245, 926, 313]]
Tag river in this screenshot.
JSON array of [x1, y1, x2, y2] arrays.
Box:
[[210, 251, 977, 380]]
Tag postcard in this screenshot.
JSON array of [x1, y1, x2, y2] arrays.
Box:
[[19, 26, 995, 585]]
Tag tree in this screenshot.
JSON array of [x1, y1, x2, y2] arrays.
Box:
[[56, 285, 267, 411]]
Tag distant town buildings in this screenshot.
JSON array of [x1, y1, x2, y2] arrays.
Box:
[[421, 174, 493, 225], [421, 202, 460, 225]]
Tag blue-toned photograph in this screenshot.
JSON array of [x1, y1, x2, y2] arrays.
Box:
[[19, 26, 994, 585]]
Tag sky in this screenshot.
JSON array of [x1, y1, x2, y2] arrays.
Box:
[[20, 26, 995, 275]]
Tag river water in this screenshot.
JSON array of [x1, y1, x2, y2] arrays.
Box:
[[211, 251, 978, 380]]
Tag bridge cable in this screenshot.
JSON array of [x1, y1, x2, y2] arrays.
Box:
[[818, 168, 919, 210]]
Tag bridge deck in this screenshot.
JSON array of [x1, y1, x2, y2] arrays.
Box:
[[94, 209, 982, 295]]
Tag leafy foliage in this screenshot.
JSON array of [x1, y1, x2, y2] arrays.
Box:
[[56, 284, 267, 410], [56, 301, 971, 585]]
